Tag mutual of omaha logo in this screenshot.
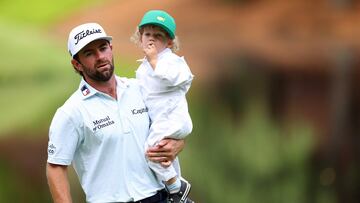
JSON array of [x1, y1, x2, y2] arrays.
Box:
[[92, 115, 115, 132], [81, 85, 90, 96], [48, 144, 56, 155], [74, 28, 102, 45], [157, 16, 165, 22]]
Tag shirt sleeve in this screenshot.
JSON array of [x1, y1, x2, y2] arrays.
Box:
[[153, 56, 194, 87], [47, 108, 81, 165]]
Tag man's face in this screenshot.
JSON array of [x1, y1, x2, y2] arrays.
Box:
[[73, 39, 114, 82]]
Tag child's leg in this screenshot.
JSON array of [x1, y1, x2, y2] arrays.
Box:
[[167, 177, 192, 203], [161, 157, 181, 194], [145, 123, 179, 182], [165, 176, 182, 194], [146, 130, 184, 195], [146, 117, 192, 202], [147, 156, 178, 182]]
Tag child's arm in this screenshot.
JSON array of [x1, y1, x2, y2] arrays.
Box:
[[154, 56, 193, 87], [143, 42, 193, 87]]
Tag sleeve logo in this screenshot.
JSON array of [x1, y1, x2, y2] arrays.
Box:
[[48, 144, 56, 155]]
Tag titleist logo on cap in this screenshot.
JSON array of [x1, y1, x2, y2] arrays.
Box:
[[74, 28, 102, 45]]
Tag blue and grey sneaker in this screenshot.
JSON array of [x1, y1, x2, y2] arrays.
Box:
[[167, 177, 192, 203]]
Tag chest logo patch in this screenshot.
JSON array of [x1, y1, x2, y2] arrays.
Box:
[[92, 115, 115, 132], [131, 107, 148, 115]]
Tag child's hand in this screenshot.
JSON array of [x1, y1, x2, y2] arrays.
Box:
[[143, 41, 158, 69]]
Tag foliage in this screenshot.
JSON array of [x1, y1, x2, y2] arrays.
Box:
[[180, 94, 315, 203]]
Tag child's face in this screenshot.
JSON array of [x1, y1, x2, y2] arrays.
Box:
[[140, 26, 171, 53]]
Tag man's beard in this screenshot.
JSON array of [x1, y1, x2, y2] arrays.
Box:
[[82, 59, 115, 82]]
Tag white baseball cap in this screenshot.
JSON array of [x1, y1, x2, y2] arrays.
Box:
[[68, 23, 112, 58]]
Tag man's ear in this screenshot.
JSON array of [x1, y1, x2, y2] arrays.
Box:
[[71, 58, 82, 72]]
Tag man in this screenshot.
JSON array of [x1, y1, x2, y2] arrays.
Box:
[[46, 22, 186, 203]]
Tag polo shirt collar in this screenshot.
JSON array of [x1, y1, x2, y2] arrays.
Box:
[[78, 76, 129, 100], [116, 76, 130, 89], [79, 78, 97, 99]]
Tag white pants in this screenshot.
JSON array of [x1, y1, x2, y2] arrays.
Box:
[[145, 111, 192, 181]]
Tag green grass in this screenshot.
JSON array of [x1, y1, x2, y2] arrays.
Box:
[[0, 0, 105, 135], [0, 0, 143, 137], [0, 0, 101, 27], [0, 20, 79, 136], [0, 0, 140, 136]]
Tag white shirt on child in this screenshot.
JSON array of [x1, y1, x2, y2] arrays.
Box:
[[136, 48, 194, 142], [136, 48, 194, 181]]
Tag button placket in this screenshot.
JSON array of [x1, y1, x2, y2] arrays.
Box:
[[116, 89, 131, 134]]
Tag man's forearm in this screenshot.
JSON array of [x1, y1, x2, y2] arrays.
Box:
[[46, 163, 72, 203]]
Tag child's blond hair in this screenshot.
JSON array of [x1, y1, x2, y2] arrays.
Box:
[[130, 25, 180, 53]]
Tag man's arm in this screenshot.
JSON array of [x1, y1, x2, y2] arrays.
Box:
[[46, 163, 72, 203], [146, 138, 185, 167]]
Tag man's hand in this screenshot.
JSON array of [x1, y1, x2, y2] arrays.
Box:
[[146, 138, 185, 167]]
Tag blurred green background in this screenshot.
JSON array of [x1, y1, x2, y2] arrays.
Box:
[[1, 0, 359, 202]]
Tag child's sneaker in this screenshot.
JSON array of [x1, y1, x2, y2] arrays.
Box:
[[167, 177, 191, 203], [185, 198, 195, 203]]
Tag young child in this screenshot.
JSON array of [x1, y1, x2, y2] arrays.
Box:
[[131, 10, 194, 203]]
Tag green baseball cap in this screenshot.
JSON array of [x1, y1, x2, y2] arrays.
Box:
[[139, 10, 176, 39]]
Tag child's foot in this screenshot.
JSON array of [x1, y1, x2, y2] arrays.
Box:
[[167, 177, 191, 203], [185, 197, 195, 203]]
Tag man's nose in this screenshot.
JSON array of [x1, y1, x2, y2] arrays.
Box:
[[95, 50, 105, 59]]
